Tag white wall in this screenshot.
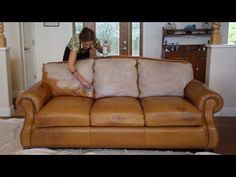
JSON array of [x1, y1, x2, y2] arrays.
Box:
[[143, 22, 165, 58], [0, 48, 14, 116], [220, 22, 229, 44], [206, 45, 236, 116], [33, 22, 73, 81], [4, 22, 73, 96], [4, 22, 25, 97]]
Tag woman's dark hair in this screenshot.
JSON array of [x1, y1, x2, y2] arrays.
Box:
[[79, 27, 95, 42]]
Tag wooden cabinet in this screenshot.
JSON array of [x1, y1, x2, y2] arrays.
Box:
[[163, 49, 207, 83], [161, 27, 212, 83], [190, 55, 206, 83]]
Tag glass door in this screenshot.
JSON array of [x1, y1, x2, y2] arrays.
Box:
[[96, 22, 120, 55]]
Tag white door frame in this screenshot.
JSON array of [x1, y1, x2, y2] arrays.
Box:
[[19, 22, 37, 89]]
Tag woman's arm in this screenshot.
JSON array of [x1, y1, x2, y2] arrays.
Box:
[[95, 42, 110, 54], [96, 44, 103, 53], [67, 50, 91, 88], [94, 38, 103, 53]]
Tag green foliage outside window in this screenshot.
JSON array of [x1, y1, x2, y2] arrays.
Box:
[[228, 23, 236, 44]]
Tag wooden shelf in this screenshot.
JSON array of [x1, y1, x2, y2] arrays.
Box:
[[163, 27, 213, 37], [163, 50, 207, 55], [164, 34, 212, 37], [163, 50, 207, 58], [161, 27, 210, 83]]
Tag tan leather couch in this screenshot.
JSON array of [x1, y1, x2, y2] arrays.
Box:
[[16, 56, 223, 149]]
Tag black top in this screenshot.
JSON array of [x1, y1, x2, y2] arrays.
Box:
[[63, 46, 90, 61]]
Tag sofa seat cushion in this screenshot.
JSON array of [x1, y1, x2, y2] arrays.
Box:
[[91, 97, 144, 127], [141, 97, 202, 126], [35, 96, 93, 127]]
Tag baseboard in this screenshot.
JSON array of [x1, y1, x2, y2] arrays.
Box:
[[0, 104, 14, 116], [12, 89, 24, 98], [215, 107, 236, 117]]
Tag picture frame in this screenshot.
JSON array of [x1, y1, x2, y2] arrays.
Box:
[[44, 22, 60, 27]]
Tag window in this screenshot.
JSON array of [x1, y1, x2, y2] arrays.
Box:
[[228, 22, 236, 44], [74, 22, 84, 34], [95, 22, 120, 56], [132, 22, 141, 56], [73, 22, 143, 56]]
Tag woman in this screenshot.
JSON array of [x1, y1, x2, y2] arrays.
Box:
[[63, 27, 103, 88]]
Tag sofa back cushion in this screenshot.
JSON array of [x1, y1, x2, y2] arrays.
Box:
[[138, 59, 193, 97], [42, 59, 94, 97], [93, 58, 139, 98]]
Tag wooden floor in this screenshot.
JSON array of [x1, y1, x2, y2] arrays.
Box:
[[0, 113, 235, 154], [214, 117, 236, 155]]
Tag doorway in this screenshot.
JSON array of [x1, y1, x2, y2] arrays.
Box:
[[20, 22, 36, 89]]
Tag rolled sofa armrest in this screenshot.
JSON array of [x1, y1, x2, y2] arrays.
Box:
[[184, 80, 223, 113], [16, 81, 52, 113], [16, 81, 52, 148]]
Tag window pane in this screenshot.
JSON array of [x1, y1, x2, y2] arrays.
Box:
[[132, 22, 140, 56], [96, 22, 120, 56], [228, 22, 236, 44], [75, 22, 83, 34]]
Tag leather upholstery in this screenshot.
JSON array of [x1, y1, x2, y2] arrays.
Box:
[[19, 99, 35, 148], [16, 56, 223, 149], [90, 127, 145, 148], [204, 100, 219, 148], [184, 80, 223, 148], [145, 126, 208, 148], [141, 96, 202, 126], [16, 81, 52, 113], [16, 81, 52, 147], [91, 97, 144, 126], [138, 59, 193, 97], [93, 58, 139, 98], [35, 96, 93, 127], [42, 59, 94, 97], [31, 127, 90, 147], [30, 127, 208, 148], [184, 80, 223, 113]]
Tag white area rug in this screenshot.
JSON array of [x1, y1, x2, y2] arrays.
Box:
[[0, 118, 219, 155]]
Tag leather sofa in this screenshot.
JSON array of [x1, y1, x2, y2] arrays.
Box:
[[16, 56, 223, 149]]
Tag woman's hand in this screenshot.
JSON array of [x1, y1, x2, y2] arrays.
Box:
[[81, 79, 91, 89]]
